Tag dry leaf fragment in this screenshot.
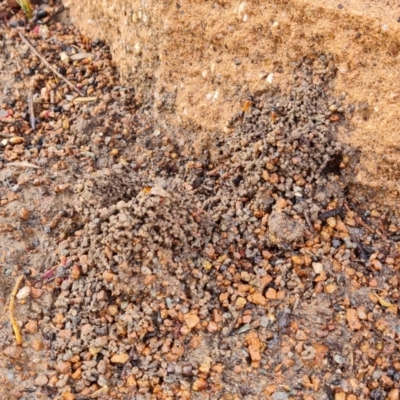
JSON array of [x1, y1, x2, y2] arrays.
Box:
[[70, 53, 96, 61], [5, 161, 40, 169], [91, 386, 109, 398], [73, 97, 98, 104]]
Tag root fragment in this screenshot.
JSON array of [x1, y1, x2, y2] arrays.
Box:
[[9, 275, 25, 346]]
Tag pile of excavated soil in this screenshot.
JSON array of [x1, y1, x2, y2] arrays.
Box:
[[42, 56, 400, 399]]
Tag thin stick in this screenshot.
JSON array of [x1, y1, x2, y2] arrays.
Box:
[[303, 210, 315, 234], [28, 90, 36, 131], [9, 275, 25, 346], [18, 32, 85, 96], [344, 202, 386, 240]]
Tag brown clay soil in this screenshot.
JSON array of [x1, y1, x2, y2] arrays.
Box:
[[0, 2, 400, 400]]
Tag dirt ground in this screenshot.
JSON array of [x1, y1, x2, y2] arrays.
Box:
[[0, 2, 400, 400]]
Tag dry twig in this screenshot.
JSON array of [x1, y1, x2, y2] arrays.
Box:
[[9, 275, 25, 346], [28, 90, 36, 131], [18, 32, 85, 96], [344, 202, 386, 240]]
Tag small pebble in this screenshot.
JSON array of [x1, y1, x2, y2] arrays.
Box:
[[16, 286, 31, 300]]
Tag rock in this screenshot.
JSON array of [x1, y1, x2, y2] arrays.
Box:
[[9, 136, 24, 145], [61, 392, 76, 400], [30, 287, 43, 299], [94, 336, 108, 347], [388, 389, 399, 400], [272, 392, 288, 400], [325, 284, 337, 294], [55, 361, 72, 374], [312, 262, 324, 274], [247, 292, 267, 306], [80, 323, 93, 337], [235, 297, 247, 309], [18, 207, 30, 220], [207, 321, 218, 333], [296, 330, 307, 341], [70, 264, 81, 280], [184, 312, 200, 330], [16, 286, 31, 300], [192, 377, 208, 391], [3, 345, 22, 359], [24, 320, 38, 334], [31, 338, 44, 351], [265, 288, 277, 300], [245, 331, 262, 368], [111, 353, 129, 364], [34, 374, 48, 387], [346, 309, 362, 330]]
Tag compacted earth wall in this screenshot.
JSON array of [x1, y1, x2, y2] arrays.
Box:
[[63, 0, 400, 211]]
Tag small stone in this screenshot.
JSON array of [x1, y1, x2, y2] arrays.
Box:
[[346, 309, 362, 330], [24, 320, 38, 334], [95, 336, 108, 347], [192, 377, 208, 391], [207, 321, 218, 332], [110, 149, 119, 157], [312, 262, 324, 274], [334, 392, 346, 400], [58, 330, 72, 340], [357, 306, 367, 320], [18, 207, 30, 220], [264, 385, 277, 396], [80, 323, 93, 337], [292, 255, 304, 265], [71, 368, 82, 380], [107, 304, 119, 316], [61, 392, 75, 400], [199, 357, 212, 374], [55, 361, 71, 375], [31, 338, 44, 351], [272, 391, 288, 400], [70, 264, 81, 279], [184, 312, 200, 330], [111, 353, 129, 364], [9, 136, 24, 145], [103, 271, 115, 282], [34, 374, 48, 387], [235, 297, 247, 309], [387, 389, 399, 400], [296, 330, 307, 341], [265, 288, 277, 300], [326, 217, 336, 228], [59, 52, 70, 63], [240, 271, 251, 282], [141, 266, 152, 275], [30, 287, 43, 299], [248, 292, 267, 305], [325, 284, 337, 294], [3, 345, 22, 359], [16, 286, 31, 300]]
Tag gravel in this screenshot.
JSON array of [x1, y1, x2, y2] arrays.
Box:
[[0, 2, 399, 399]]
